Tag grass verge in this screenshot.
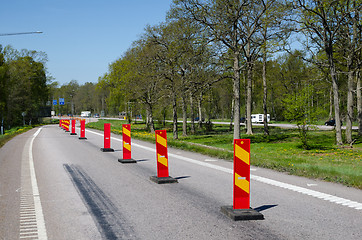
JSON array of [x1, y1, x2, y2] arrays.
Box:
[[0, 126, 35, 148], [87, 119, 362, 189]]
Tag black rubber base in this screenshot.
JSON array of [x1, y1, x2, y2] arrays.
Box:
[[100, 148, 114, 152], [70, 133, 77, 135], [150, 176, 178, 184], [79, 137, 87, 140], [118, 158, 137, 164], [220, 206, 264, 221]]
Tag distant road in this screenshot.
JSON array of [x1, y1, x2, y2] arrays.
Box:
[[1, 125, 361, 239], [154, 118, 358, 131], [54, 116, 359, 130]]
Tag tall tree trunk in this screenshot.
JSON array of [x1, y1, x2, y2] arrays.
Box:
[[346, 68, 354, 143], [262, 46, 269, 135], [233, 52, 241, 139], [190, 92, 195, 134], [229, 98, 234, 131], [329, 86, 333, 119], [246, 59, 253, 135], [327, 50, 343, 145], [357, 70, 362, 136], [198, 91, 203, 128], [182, 93, 187, 136], [172, 92, 178, 140], [145, 103, 155, 133]]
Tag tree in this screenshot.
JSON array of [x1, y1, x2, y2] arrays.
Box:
[[283, 85, 321, 149], [292, 0, 360, 145], [173, 0, 278, 138], [6, 55, 48, 125], [260, 0, 292, 135], [0, 46, 9, 127], [335, 1, 362, 142]]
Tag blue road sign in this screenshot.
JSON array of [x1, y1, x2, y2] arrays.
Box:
[[53, 100, 57, 105], [59, 98, 65, 105]]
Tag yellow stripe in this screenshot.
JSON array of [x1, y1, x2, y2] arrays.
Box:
[[123, 127, 130, 137], [235, 144, 250, 165], [235, 173, 249, 194], [157, 153, 168, 167], [123, 142, 131, 151], [157, 135, 167, 148]]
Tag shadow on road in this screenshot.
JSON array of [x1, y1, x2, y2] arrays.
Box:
[[174, 176, 191, 180], [254, 205, 278, 212]]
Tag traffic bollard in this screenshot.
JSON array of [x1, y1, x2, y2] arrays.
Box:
[[118, 124, 136, 163], [100, 123, 114, 152], [221, 139, 264, 221], [150, 130, 177, 184]]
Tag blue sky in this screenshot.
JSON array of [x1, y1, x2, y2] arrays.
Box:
[[0, 0, 171, 85]]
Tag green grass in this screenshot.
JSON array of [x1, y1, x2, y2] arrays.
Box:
[[0, 119, 59, 148], [0, 126, 35, 148], [86, 119, 362, 189]]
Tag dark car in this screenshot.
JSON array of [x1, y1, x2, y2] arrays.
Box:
[[194, 117, 205, 122], [325, 119, 342, 126]]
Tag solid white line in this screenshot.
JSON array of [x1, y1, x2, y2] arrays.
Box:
[[86, 129, 362, 210], [29, 128, 48, 240]]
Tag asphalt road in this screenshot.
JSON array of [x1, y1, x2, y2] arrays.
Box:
[[0, 125, 361, 240]]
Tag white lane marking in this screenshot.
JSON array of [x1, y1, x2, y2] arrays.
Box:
[[86, 129, 362, 210], [29, 128, 48, 240]]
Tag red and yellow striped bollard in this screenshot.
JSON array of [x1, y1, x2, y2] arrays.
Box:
[[64, 119, 70, 132], [233, 139, 250, 209], [150, 130, 177, 184], [118, 124, 136, 163], [221, 139, 264, 221]]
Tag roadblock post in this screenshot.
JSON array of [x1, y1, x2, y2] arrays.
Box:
[[64, 119, 70, 132], [59, 119, 62, 128], [61, 119, 65, 130], [79, 119, 87, 140], [70, 119, 77, 135], [101, 123, 114, 152], [150, 130, 177, 184], [221, 139, 264, 221], [118, 124, 136, 163]]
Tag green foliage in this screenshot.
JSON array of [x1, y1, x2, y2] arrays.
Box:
[[0, 45, 49, 127], [0, 125, 34, 148], [283, 85, 324, 149]]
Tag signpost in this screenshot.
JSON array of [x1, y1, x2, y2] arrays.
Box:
[[59, 98, 65, 105]]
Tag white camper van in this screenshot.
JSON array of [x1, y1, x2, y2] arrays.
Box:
[[81, 111, 91, 117], [251, 114, 270, 123]]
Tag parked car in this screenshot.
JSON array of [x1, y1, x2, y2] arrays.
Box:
[[94, 113, 100, 118], [325, 119, 342, 126], [194, 117, 205, 122]]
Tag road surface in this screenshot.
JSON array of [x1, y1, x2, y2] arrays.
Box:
[[1, 125, 361, 239]]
